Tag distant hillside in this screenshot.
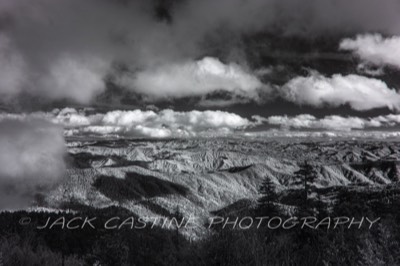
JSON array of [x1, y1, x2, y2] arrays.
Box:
[[35, 138, 400, 235]]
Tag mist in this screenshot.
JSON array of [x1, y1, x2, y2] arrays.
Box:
[[0, 119, 66, 210]]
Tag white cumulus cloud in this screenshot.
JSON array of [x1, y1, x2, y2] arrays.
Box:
[[1, 108, 259, 138], [119, 57, 265, 102], [340, 34, 400, 69], [281, 73, 400, 111], [266, 114, 381, 130], [85, 109, 255, 137]]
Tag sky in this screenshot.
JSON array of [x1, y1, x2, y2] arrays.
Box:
[[0, 0, 400, 137]]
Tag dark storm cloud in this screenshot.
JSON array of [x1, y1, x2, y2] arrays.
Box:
[[1, 0, 400, 105], [174, 0, 400, 36]]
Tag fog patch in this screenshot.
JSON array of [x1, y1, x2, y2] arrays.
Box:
[[0, 119, 66, 210]]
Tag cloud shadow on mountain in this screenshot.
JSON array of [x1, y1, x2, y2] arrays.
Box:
[[93, 172, 189, 201]]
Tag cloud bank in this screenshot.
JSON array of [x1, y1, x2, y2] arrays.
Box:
[[4, 108, 400, 140], [267, 115, 375, 130], [3, 108, 400, 143], [0, 119, 66, 210], [76, 109, 256, 138], [281, 73, 400, 111], [4, 108, 258, 138], [340, 34, 400, 69], [245, 130, 400, 140]]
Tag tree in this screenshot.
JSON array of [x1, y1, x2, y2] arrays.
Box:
[[294, 160, 318, 204], [257, 178, 279, 215]]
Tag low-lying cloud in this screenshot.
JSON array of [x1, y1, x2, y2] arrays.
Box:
[[281, 73, 400, 111], [340, 34, 400, 69], [245, 130, 400, 139], [0, 119, 66, 210]]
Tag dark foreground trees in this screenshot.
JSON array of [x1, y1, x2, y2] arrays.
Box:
[[257, 178, 279, 215], [294, 160, 318, 204]]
